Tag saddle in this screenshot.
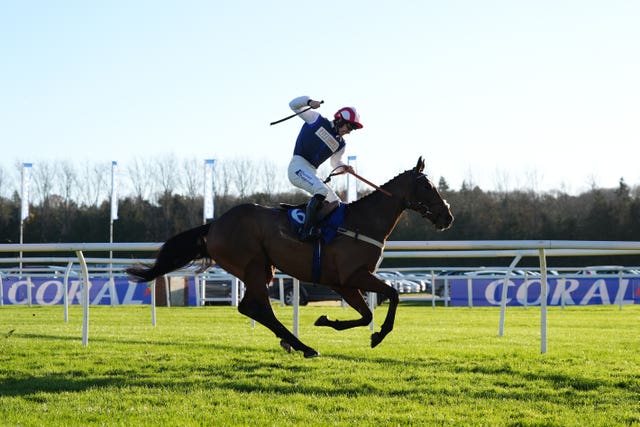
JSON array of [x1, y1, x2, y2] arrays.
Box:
[[281, 201, 344, 244], [279, 202, 343, 283]]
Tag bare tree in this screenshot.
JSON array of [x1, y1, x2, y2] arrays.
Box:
[[59, 161, 78, 208], [461, 167, 477, 191], [259, 160, 286, 194], [31, 161, 57, 206], [127, 157, 154, 202], [492, 167, 511, 194], [153, 154, 179, 199], [180, 157, 203, 198], [77, 162, 110, 207], [522, 167, 543, 194], [215, 160, 232, 197], [0, 165, 5, 199], [230, 158, 260, 198]]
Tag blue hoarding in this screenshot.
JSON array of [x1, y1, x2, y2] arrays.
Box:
[[449, 277, 640, 306], [2, 277, 153, 306]]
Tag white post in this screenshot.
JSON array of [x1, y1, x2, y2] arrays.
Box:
[[539, 248, 548, 354], [293, 278, 300, 337], [151, 280, 156, 327], [76, 250, 90, 347], [368, 292, 376, 331], [444, 278, 450, 307], [618, 271, 624, 311], [26, 275, 32, 307], [498, 254, 522, 336], [19, 223, 24, 278], [431, 276, 437, 309], [109, 220, 115, 307], [523, 271, 529, 309], [63, 261, 74, 322], [164, 275, 171, 308], [231, 277, 239, 307], [110, 161, 118, 308], [278, 277, 285, 307], [20, 162, 32, 278], [194, 274, 201, 306]]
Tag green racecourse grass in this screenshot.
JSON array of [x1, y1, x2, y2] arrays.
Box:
[[1, 302, 639, 427]]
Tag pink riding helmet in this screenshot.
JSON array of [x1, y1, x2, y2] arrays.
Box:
[[334, 107, 363, 129]]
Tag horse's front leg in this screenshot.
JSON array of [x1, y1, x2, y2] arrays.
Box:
[[314, 287, 372, 330], [343, 268, 399, 348]]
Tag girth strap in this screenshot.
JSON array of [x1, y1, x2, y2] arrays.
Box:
[[336, 228, 384, 249]]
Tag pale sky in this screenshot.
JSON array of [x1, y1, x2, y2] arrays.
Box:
[[1, 1, 639, 198]]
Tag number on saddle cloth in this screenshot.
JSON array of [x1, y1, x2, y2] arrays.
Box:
[[287, 203, 346, 243]]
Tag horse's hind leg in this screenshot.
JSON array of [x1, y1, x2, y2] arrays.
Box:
[[239, 290, 319, 358], [238, 259, 319, 358], [342, 268, 399, 348], [314, 288, 372, 331]]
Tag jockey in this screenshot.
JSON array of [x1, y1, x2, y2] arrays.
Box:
[[287, 95, 363, 241]]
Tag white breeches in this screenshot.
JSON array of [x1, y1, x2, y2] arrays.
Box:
[[287, 155, 340, 203]]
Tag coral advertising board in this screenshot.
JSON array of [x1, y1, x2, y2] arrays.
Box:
[[449, 276, 640, 306]]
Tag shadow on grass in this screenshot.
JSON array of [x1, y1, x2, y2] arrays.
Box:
[[0, 374, 126, 397], [398, 299, 446, 307]]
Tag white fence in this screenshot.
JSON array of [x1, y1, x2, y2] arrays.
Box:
[[2, 240, 640, 353]]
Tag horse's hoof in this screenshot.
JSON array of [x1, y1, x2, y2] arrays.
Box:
[[371, 332, 383, 348], [304, 349, 320, 358], [314, 315, 329, 326], [280, 339, 292, 353]]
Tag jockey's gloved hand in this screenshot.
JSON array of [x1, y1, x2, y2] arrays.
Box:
[[339, 165, 355, 175], [306, 99, 323, 109]]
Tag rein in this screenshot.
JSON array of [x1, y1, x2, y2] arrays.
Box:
[[323, 168, 393, 197], [348, 171, 393, 197]]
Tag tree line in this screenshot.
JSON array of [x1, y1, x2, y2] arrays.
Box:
[[1, 158, 639, 268]]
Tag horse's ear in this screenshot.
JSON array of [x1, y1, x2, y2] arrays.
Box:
[[415, 156, 425, 173]]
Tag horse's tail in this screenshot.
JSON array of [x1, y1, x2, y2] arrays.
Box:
[[126, 223, 212, 283]]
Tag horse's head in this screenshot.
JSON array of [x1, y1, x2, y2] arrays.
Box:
[[404, 157, 454, 231]]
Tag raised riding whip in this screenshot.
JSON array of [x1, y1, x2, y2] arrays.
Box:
[[270, 100, 324, 125]]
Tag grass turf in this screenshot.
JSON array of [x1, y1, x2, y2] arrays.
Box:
[[1, 303, 639, 426]]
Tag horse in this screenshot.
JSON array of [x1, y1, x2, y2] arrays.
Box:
[[126, 157, 453, 358]]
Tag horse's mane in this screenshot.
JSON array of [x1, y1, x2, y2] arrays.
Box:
[[347, 168, 412, 208]]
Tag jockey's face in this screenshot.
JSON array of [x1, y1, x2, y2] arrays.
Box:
[[337, 122, 357, 136], [338, 124, 351, 136]]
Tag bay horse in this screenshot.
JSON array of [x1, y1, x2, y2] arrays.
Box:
[[126, 157, 453, 357]]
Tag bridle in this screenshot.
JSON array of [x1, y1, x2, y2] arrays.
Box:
[[403, 174, 449, 220]]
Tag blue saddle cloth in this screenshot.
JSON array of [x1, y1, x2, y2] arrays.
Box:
[[286, 203, 346, 283], [287, 203, 346, 244]]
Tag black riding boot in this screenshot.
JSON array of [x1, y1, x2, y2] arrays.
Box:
[[300, 194, 325, 241]]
